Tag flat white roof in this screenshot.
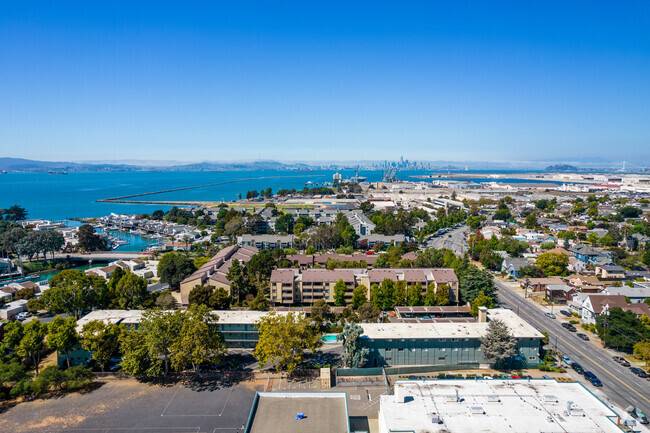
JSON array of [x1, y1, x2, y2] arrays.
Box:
[[362, 309, 544, 339], [381, 380, 638, 433], [76, 309, 288, 332]]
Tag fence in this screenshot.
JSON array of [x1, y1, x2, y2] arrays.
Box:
[[336, 364, 480, 377]]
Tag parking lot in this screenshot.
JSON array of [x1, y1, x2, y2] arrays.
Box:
[[0, 376, 264, 433]]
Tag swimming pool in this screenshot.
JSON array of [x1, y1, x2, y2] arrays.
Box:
[[321, 334, 339, 344]]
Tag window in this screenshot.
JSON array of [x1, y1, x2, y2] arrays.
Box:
[[440, 348, 446, 352], [423, 348, 429, 352], [453, 348, 459, 352], [370, 348, 375, 352], [385, 348, 392, 352], [529, 356, 536, 360], [463, 348, 469, 352], [451, 338, 459, 342], [398, 348, 404, 352], [439, 339, 446, 342], [438, 356, 446, 361], [464, 338, 469, 341], [410, 348, 415, 352]]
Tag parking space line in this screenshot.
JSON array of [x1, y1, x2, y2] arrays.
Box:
[[161, 385, 182, 417]]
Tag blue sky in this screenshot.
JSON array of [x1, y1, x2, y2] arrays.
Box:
[[1, 1, 649, 164]]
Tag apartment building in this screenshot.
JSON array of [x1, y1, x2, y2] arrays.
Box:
[[179, 244, 259, 304], [269, 267, 459, 305]]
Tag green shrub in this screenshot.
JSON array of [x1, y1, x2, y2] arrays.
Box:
[[569, 319, 579, 324]]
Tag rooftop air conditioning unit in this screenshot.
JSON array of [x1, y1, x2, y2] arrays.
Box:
[[471, 406, 485, 415], [487, 395, 500, 402]]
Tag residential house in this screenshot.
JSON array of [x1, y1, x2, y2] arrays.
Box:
[[545, 284, 575, 304], [602, 283, 650, 303], [502, 257, 531, 279], [573, 294, 650, 325], [595, 265, 626, 279]]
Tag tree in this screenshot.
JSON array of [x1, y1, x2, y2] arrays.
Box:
[[248, 290, 270, 311], [480, 251, 504, 271], [275, 214, 294, 233], [170, 305, 225, 373], [471, 291, 494, 316], [77, 224, 108, 251], [114, 271, 148, 309], [17, 320, 47, 374], [188, 285, 213, 307], [155, 292, 178, 309], [524, 212, 538, 229], [80, 320, 122, 372], [480, 319, 517, 367], [47, 316, 78, 368], [158, 252, 196, 289], [333, 279, 347, 306], [3, 204, 28, 221], [407, 283, 423, 306], [352, 285, 368, 309], [1, 321, 24, 353], [310, 299, 333, 326], [356, 302, 381, 322], [393, 281, 407, 306], [458, 266, 495, 304], [338, 323, 369, 368], [596, 307, 650, 351], [139, 309, 183, 376], [119, 328, 162, 378], [254, 312, 321, 372], [435, 284, 450, 306], [226, 259, 248, 304], [634, 340, 650, 367], [536, 252, 568, 276], [210, 287, 232, 310], [42, 270, 106, 319], [378, 279, 396, 310]]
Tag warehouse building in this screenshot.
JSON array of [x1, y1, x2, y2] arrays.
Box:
[[360, 308, 543, 368], [244, 392, 350, 433], [379, 379, 636, 433]]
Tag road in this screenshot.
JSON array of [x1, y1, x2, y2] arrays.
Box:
[[495, 278, 650, 417], [423, 225, 469, 255], [53, 251, 149, 261]]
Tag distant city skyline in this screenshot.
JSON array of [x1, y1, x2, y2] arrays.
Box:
[[1, 1, 649, 162]]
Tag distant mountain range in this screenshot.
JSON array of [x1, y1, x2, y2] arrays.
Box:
[[0, 157, 313, 173], [0, 157, 645, 173]]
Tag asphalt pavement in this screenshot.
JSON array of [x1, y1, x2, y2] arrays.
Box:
[[423, 225, 469, 255], [495, 278, 650, 418]]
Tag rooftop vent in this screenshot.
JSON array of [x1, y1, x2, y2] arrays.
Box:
[[471, 406, 485, 415], [431, 413, 442, 424]]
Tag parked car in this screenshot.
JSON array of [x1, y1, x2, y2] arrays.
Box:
[[567, 326, 577, 332], [560, 310, 572, 317], [542, 375, 552, 379], [545, 312, 556, 319], [576, 333, 590, 341], [627, 406, 649, 424], [561, 322, 572, 329], [584, 371, 602, 387], [571, 363, 585, 374], [613, 356, 631, 367], [561, 355, 573, 365], [630, 367, 648, 378]]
